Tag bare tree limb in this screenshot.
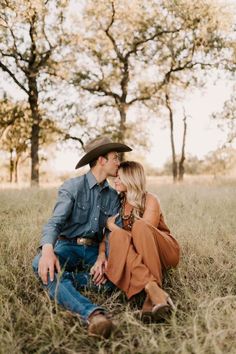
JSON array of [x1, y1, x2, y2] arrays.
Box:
[[127, 95, 152, 105], [80, 84, 120, 101], [64, 134, 84, 148], [0, 60, 29, 94], [104, 2, 124, 62]]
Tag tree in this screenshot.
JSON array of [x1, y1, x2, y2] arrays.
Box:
[[202, 147, 236, 176], [72, 0, 183, 152], [164, 95, 188, 181], [152, 0, 234, 181], [2, 123, 30, 183], [71, 0, 233, 167], [0, 97, 60, 183], [0, 0, 69, 185], [213, 92, 236, 145], [0, 93, 24, 135], [178, 109, 187, 181]]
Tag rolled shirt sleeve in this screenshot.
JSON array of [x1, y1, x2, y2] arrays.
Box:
[[40, 184, 74, 247]]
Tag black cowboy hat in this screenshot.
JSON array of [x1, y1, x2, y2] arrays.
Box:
[[75, 136, 132, 169]]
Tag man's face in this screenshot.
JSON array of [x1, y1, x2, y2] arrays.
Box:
[[103, 151, 120, 177]]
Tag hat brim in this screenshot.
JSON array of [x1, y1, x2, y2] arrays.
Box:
[[75, 143, 132, 169]]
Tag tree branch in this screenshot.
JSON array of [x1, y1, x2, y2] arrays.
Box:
[[127, 95, 152, 105], [64, 133, 84, 148], [125, 27, 182, 61], [37, 50, 52, 68], [81, 84, 120, 101], [0, 61, 29, 94], [28, 14, 37, 68], [104, 2, 124, 62]]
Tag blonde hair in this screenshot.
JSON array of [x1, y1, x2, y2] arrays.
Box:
[[119, 161, 146, 218]]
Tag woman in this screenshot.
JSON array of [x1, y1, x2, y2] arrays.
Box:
[[92, 161, 180, 320]]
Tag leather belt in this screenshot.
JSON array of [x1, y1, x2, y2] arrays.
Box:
[[58, 235, 98, 246]]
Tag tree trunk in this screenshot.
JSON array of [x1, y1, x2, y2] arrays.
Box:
[[118, 102, 127, 161], [178, 111, 187, 181], [118, 58, 129, 161], [9, 149, 14, 183], [28, 76, 41, 187], [165, 93, 177, 182], [14, 155, 20, 183]]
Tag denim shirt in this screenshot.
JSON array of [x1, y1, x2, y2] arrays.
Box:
[[40, 171, 120, 247]]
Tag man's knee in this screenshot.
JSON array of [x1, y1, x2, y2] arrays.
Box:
[[32, 253, 41, 273]]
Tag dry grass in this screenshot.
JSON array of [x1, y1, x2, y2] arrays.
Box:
[[0, 178, 236, 354]]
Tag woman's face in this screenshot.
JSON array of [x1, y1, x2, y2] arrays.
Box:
[[114, 171, 127, 192]]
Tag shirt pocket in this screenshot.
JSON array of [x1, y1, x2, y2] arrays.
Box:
[[76, 201, 90, 224]]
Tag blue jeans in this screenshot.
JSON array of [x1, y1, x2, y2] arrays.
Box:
[[32, 239, 114, 322]]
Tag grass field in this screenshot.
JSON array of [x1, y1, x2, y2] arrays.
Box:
[[0, 177, 236, 354]]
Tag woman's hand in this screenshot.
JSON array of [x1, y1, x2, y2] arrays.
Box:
[[106, 213, 119, 232], [90, 253, 108, 286]]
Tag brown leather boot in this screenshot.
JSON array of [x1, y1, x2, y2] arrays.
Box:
[[144, 281, 174, 321], [141, 294, 153, 322], [145, 281, 166, 302], [88, 311, 113, 338]]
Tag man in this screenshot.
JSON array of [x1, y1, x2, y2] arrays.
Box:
[[32, 136, 132, 338]]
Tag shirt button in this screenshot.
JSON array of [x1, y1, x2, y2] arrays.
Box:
[[94, 217, 97, 220], [92, 230, 94, 233], [97, 205, 99, 208]]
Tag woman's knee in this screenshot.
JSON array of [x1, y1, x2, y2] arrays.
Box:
[[109, 228, 130, 242], [167, 245, 180, 268], [132, 219, 147, 229], [132, 219, 151, 239]]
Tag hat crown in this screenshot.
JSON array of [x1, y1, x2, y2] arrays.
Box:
[[84, 136, 112, 153], [75, 135, 132, 169]]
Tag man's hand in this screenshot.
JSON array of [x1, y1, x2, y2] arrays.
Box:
[[38, 244, 61, 285], [90, 254, 108, 286]]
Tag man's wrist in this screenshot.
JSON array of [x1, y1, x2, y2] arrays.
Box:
[[42, 243, 54, 255]]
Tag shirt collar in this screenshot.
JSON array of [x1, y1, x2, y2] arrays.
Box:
[[86, 170, 109, 190]]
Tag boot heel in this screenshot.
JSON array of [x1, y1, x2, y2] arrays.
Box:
[[166, 296, 176, 311]]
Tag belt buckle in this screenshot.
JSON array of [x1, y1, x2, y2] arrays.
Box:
[[76, 237, 92, 246]]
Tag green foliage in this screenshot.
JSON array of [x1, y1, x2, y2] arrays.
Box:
[[0, 179, 236, 353], [162, 147, 236, 176], [0, 97, 61, 182], [213, 92, 236, 144], [203, 147, 236, 175]]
